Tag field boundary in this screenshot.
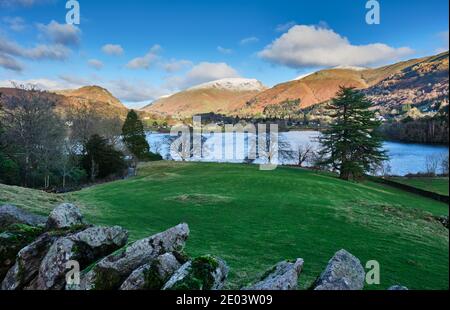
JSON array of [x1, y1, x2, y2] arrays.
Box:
[[372, 177, 449, 204]]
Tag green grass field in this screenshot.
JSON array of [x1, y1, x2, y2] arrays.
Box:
[[389, 177, 449, 196], [1, 162, 448, 290]]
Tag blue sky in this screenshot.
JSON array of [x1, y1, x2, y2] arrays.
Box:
[[0, 0, 448, 107]]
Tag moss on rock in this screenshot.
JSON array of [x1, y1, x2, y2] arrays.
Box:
[[170, 256, 220, 290], [0, 224, 44, 279]]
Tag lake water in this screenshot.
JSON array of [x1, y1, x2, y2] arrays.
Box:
[[147, 131, 449, 176]]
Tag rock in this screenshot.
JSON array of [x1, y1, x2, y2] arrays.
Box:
[[162, 255, 228, 290], [434, 215, 449, 229], [388, 285, 409, 290], [0, 205, 46, 230], [119, 252, 184, 290], [35, 226, 128, 290], [46, 204, 84, 230], [0, 224, 44, 281], [73, 223, 189, 290], [314, 249, 365, 291], [1, 233, 56, 290], [243, 259, 304, 290]]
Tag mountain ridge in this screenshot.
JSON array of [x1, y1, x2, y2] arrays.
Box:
[[142, 51, 448, 118]]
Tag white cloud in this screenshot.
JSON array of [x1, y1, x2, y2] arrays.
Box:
[[2, 16, 26, 32], [0, 76, 166, 104], [0, 53, 23, 71], [217, 46, 233, 54], [0, 35, 70, 61], [88, 59, 104, 70], [102, 44, 124, 56], [126, 45, 161, 70], [107, 79, 168, 103], [436, 31, 449, 53], [37, 20, 81, 46], [259, 25, 414, 68], [58, 75, 91, 87], [161, 59, 193, 72], [275, 21, 296, 32], [0, 78, 75, 90], [165, 62, 240, 90], [240, 37, 259, 45], [0, 0, 50, 7]]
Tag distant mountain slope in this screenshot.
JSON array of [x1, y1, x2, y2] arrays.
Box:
[[142, 52, 448, 118], [0, 85, 128, 119], [238, 54, 445, 116], [364, 52, 449, 111], [55, 86, 126, 110], [142, 78, 267, 118]]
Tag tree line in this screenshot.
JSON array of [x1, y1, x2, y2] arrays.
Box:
[[378, 107, 449, 145], [0, 85, 160, 191]]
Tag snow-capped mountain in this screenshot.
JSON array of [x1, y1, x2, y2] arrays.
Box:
[[188, 78, 267, 92], [142, 78, 267, 117]]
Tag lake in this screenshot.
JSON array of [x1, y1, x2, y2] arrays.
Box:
[[147, 131, 449, 176]]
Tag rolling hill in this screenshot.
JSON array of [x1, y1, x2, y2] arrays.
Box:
[[0, 85, 128, 119]]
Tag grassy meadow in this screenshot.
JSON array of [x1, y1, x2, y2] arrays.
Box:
[[388, 177, 449, 196], [1, 161, 448, 290]]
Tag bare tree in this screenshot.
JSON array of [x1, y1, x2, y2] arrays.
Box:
[[296, 143, 315, 167], [440, 154, 449, 176], [67, 106, 123, 150], [0, 84, 66, 188], [167, 131, 209, 162], [425, 154, 441, 176], [372, 161, 392, 177]]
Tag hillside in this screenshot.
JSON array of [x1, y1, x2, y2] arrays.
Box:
[[142, 78, 267, 118], [142, 52, 449, 118], [239, 52, 448, 116], [3, 162, 446, 289], [364, 52, 449, 111], [55, 86, 126, 110], [0, 86, 128, 119]]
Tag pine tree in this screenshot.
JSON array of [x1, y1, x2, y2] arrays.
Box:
[[82, 134, 126, 181], [122, 110, 150, 160], [318, 87, 388, 180]]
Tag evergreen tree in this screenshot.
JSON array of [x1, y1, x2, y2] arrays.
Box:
[[82, 134, 126, 182], [122, 110, 151, 160], [318, 87, 388, 180]]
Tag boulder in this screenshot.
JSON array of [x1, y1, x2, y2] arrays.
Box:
[[46, 204, 84, 230], [119, 252, 184, 290], [73, 223, 189, 290], [243, 259, 304, 290], [35, 226, 128, 290], [434, 215, 449, 229], [314, 249, 365, 290], [2, 233, 56, 290], [388, 285, 409, 290], [162, 255, 228, 290], [0, 224, 44, 281], [0, 205, 46, 230]]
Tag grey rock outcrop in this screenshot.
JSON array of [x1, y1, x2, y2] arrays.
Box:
[[0, 225, 44, 281], [73, 223, 189, 290], [46, 204, 84, 230], [0, 205, 46, 230], [314, 249, 365, 290], [162, 255, 228, 290], [119, 252, 183, 290], [35, 226, 128, 290], [243, 259, 304, 290], [1, 233, 56, 290]]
